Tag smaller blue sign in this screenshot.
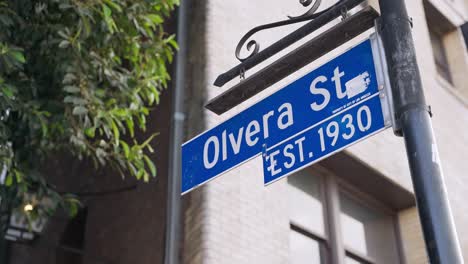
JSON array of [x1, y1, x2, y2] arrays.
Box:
[[263, 94, 387, 185]]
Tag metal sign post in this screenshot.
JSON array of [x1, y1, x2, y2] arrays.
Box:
[[378, 0, 464, 262]]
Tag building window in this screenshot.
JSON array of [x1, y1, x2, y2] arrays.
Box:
[[289, 173, 328, 263], [424, 0, 456, 84], [461, 22, 468, 48], [429, 29, 452, 83], [289, 228, 327, 264], [56, 209, 87, 264], [424, 0, 468, 103], [288, 168, 402, 263], [340, 191, 400, 264]]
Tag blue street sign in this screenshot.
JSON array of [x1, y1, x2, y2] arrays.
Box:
[[263, 94, 387, 185], [182, 39, 390, 194]]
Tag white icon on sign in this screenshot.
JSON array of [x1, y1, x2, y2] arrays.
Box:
[[345, 72, 371, 99]]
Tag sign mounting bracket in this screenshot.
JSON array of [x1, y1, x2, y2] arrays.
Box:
[[206, 6, 379, 115]]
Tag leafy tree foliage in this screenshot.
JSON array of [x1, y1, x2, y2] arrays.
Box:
[[0, 0, 178, 220]]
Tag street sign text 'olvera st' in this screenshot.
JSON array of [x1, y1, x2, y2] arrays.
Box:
[[182, 39, 391, 194]]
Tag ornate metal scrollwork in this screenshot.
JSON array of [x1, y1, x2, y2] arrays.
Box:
[[288, 0, 322, 19], [235, 0, 326, 62]]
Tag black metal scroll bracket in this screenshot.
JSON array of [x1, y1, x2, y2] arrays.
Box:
[[235, 0, 324, 62], [214, 0, 366, 87], [207, 5, 379, 114]]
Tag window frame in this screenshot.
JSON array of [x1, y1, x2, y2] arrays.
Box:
[[424, 0, 468, 104], [288, 166, 406, 264], [429, 27, 453, 84], [338, 177, 404, 264], [290, 223, 329, 264], [346, 250, 376, 264], [289, 173, 331, 263]]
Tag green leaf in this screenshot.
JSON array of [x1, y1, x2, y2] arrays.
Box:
[[2, 85, 14, 98], [59, 3, 73, 10], [14, 170, 22, 183], [141, 133, 159, 149], [85, 127, 96, 138], [5, 174, 13, 186], [96, 148, 107, 165], [58, 40, 70, 49], [136, 168, 144, 180], [57, 30, 69, 39], [111, 119, 119, 145], [167, 36, 179, 50], [63, 73, 77, 84], [64, 196, 82, 206], [80, 16, 92, 38], [95, 89, 106, 97], [112, 108, 128, 117], [63, 86, 80, 93], [102, 4, 117, 33], [72, 106, 88, 115], [73, 98, 87, 105], [67, 201, 79, 218], [40, 119, 48, 137], [103, 0, 122, 12], [10, 50, 25, 63], [146, 14, 163, 24], [126, 118, 135, 137], [144, 155, 156, 177], [64, 96, 86, 105], [64, 96, 75, 103], [102, 4, 112, 18], [148, 92, 155, 105], [147, 144, 154, 153], [120, 140, 130, 158]]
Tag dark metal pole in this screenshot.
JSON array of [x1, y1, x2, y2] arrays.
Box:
[[164, 0, 188, 263], [378, 0, 464, 262]]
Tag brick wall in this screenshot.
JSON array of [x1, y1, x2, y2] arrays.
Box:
[[399, 208, 428, 264]]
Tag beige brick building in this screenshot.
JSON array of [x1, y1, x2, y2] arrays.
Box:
[[182, 0, 468, 263]]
